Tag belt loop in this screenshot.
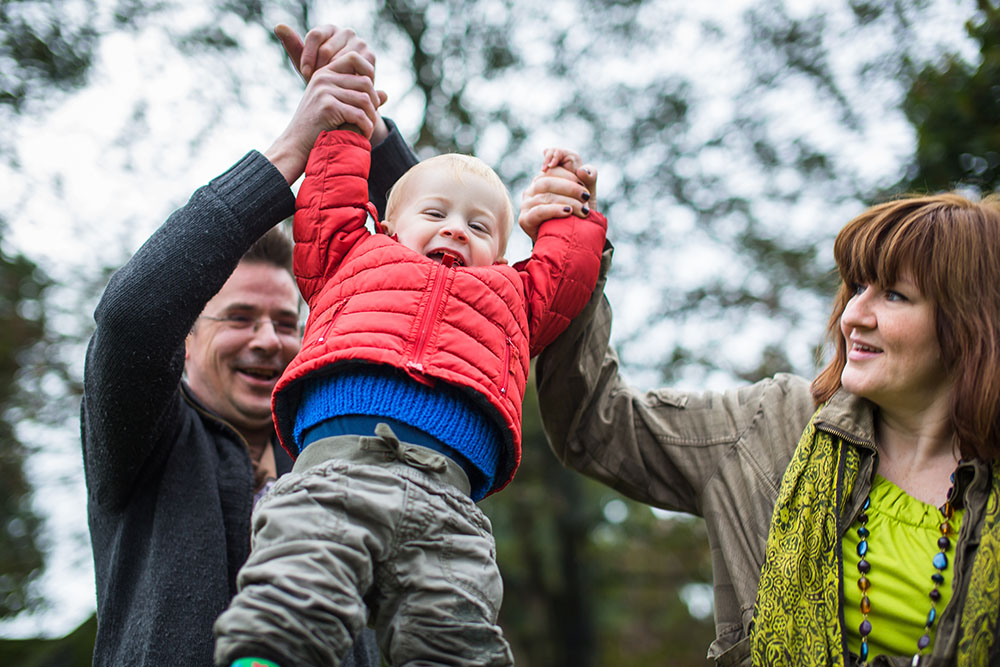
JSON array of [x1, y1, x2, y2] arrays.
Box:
[[374, 423, 449, 473]]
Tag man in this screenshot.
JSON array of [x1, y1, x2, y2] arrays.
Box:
[[81, 27, 417, 666]]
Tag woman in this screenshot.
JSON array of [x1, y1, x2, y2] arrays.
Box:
[[520, 171, 1000, 666]]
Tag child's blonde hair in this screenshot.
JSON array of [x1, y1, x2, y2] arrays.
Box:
[[384, 154, 514, 256]]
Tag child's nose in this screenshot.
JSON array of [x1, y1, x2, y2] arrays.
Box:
[[440, 224, 468, 242]]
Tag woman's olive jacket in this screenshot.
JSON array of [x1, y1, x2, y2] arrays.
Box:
[[534, 246, 995, 666]]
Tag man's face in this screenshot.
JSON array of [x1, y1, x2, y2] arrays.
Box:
[[185, 261, 300, 437], [386, 166, 509, 268]]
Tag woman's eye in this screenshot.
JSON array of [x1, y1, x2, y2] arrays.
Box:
[[886, 289, 907, 302], [851, 283, 867, 296]]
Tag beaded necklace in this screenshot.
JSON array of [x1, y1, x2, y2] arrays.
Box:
[[854, 471, 958, 667]]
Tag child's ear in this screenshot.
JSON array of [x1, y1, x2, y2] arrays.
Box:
[[493, 257, 508, 265], [378, 218, 394, 235]]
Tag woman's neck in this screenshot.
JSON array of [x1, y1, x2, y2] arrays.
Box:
[[875, 402, 958, 506]]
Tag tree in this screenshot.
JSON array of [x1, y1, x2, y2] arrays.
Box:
[[0, 0, 109, 621], [900, 0, 1000, 193], [0, 234, 48, 618]]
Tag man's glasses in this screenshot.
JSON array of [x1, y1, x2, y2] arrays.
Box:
[[199, 314, 300, 337]]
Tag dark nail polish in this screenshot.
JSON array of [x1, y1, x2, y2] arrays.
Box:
[[581, 191, 590, 201], [581, 207, 590, 216], [563, 206, 572, 213]]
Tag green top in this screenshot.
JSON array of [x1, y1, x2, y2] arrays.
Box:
[[843, 474, 965, 659]]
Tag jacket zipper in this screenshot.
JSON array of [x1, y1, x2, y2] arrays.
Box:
[[408, 259, 450, 373]]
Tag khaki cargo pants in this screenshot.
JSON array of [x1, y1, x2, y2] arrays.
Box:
[[214, 423, 513, 666]]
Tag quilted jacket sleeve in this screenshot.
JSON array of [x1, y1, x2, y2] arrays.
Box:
[[513, 210, 608, 357], [294, 130, 377, 306]]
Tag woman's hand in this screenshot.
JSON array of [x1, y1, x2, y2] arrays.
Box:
[[518, 148, 597, 243]]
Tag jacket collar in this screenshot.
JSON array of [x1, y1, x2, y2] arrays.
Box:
[[813, 388, 877, 451], [811, 386, 992, 507]]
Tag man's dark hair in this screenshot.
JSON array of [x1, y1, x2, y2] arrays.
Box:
[[242, 224, 293, 275]]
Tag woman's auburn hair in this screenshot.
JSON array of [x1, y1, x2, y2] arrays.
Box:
[[811, 192, 1000, 461]]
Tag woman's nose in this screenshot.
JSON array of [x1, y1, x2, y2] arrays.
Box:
[[841, 287, 877, 330]]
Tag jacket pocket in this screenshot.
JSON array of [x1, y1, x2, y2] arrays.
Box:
[[499, 336, 514, 396], [713, 636, 750, 666], [303, 299, 347, 350]]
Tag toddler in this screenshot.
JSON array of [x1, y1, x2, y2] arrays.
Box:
[[214, 125, 606, 666]]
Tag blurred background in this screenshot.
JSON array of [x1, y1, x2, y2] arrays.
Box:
[[1, 0, 998, 664]]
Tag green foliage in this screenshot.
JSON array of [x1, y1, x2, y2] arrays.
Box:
[[0, 1, 98, 112], [0, 228, 49, 619], [901, 0, 1000, 193], [0, 614, 95, 665]]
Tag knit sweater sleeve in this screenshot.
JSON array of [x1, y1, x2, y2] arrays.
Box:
[[293, 130, 375, 306], [513, 210, 608, 357], [81, 151, 294, 510], [369, 117, 418, 219]]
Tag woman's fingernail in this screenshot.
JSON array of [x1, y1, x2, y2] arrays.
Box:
[[582, 207, 590, 216], [563, 206, 572, 213], [581, 191, 590, 201]]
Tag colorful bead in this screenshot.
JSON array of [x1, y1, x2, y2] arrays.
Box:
[[854, 479, 958, 666]]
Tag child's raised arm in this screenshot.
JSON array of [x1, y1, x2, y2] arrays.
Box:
[[518, 148, 596, 243]]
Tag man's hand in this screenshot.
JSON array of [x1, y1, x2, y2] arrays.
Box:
[[518, 148, 597, 243], [264, 52, 386, 184], [275, 24, 390, 144], [275, 24, 374, 83]]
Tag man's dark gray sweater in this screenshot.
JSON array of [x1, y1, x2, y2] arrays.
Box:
[[81, 126, 417, 666]]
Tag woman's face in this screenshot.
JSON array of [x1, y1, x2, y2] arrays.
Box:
[[839, 272, 953, 414]]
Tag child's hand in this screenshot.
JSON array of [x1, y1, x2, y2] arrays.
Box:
[[518, 148, 597, 243]]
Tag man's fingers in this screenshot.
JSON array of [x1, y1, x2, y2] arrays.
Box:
[[275, 24, 306, 80], [301, 25, 339, 81], [323, 51, 375, 79]]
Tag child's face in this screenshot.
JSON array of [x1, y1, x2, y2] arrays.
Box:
[[386, 167, 508, 268]]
